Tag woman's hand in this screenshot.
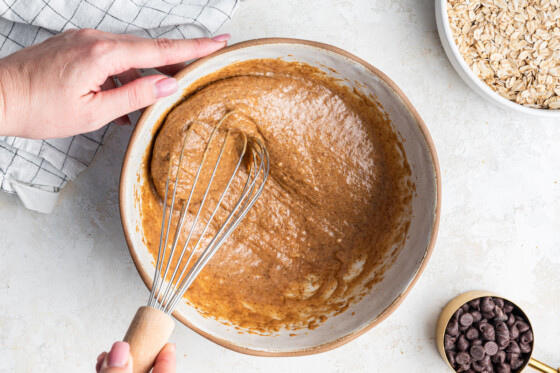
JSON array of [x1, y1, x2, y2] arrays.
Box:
[[96, 341, 175, 373], [0, 29, 230, 139]]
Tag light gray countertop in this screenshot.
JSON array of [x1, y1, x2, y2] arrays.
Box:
[[1, 0, 559, 372]]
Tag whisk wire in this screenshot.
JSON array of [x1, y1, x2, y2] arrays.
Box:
[[148, 128, 192, 308], [157, 129, 245, 312], [153, 117, 231, 311], [164, 137, 269, 313], [148, 111, 269, 315], [161, 137, 248, 313]]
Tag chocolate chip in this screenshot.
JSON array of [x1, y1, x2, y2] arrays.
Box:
[[462, 303, 471, 312], [506, 313, 516, 326], [470, 345, 486, 361], [495, 321, 510, 349], [466, 327, 480, 340], [511, 355, 525, 370], [480, 355, 492, 367], [506, 352, 519, 364], [454, 308, 465, 320], [497, 339, 509, 350], [520, 330, 533, 344], [503, 302, 514, 313], [519, 342, 531, 354], [471, 360, 486, 372], [479, 323, 495, 341], [459, 324, 470, 332], [456, 352, 472, 365], [471, 311, 482, 323], [447, 318, 460, 336], [460, 313, 475, 327], [457, 364, 472, 372], [457, 335, 470, 351], [492, 350, 506, 364], [471, 339, 482, 346], [509, 324, 519, 340], [447, 350, 457, 366], [469, 298, 481, 311], [494, 307, 508, 322], [496, 363, 511, 373], [494, 298, 505, 309], [484, 341, 499, 356], [506, 341, 521, 354], [515, 320, 530, 333], [481, 297, 496, 312], [445, 334, 457, 350]]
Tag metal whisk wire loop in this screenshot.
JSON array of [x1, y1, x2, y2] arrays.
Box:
[[147, 111, 269, 315]]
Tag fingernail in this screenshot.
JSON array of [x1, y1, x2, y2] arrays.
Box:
[[170, 343, 176, 353], [212, 33, 230, 42], [154, 77, 178, 98], [107, 342, 129, 368]]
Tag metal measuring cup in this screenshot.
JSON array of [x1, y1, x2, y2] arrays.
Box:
[[436, 291, 558, 373]]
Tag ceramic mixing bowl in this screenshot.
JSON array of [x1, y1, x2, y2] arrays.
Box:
[[120, 38, 441, 356]]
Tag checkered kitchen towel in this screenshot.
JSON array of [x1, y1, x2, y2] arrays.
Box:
[[0, 0, 238, 213]]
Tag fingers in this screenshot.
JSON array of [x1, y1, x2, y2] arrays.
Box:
[[114, 68, 142, 125], [104, 34, 230, 76], [152, 343, 176, 373], [96, 342, 175, 373], [100, 75, 131, 125], [99, 342, 133, 373], [94, 74, 177, 125], [96, 352, 107, 373]]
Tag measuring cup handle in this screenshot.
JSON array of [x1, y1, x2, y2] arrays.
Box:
[[528, 358, 559, 373]]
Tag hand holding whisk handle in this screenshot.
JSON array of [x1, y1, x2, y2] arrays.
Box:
[[122, 111, 269, 373]]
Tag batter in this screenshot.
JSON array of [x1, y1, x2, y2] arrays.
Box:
[[140, 59, 413, 333]]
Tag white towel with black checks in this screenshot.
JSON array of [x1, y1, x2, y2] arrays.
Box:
[[0, 0, 238, 213]]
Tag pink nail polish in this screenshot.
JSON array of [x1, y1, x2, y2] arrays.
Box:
[[154, 77, 178, 98], [212, 33, 230, 42], [107, 342, 129, 368]]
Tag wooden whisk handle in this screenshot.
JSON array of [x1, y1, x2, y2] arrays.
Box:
[[124, 306, 175, 373]]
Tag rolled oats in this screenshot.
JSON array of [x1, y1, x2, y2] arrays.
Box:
[[448, 0, 560, 109]]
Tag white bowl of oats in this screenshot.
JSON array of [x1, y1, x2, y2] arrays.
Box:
[[436, 0, 560, 117]]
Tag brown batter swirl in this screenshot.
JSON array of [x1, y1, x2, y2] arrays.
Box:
[[140, 59, 413, 333]]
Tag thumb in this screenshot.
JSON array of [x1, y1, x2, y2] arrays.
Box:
[[152, 343, 176, 373], [95, 75, 178, 125], [100, 342, 133, 373]]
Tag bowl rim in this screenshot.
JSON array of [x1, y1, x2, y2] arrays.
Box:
[[119, 37, 442, 357], [436, 0, 560, 117]]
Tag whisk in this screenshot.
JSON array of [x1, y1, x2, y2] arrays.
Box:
[[122, 112, 269, 373]]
